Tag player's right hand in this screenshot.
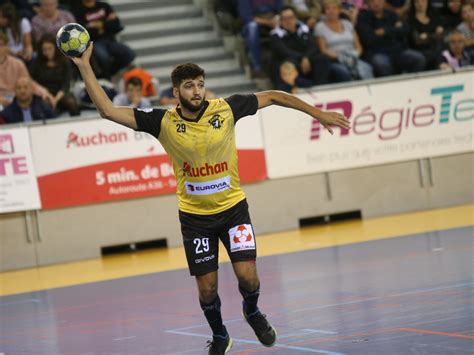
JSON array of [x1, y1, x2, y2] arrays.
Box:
[[71, 42, 94, 67]]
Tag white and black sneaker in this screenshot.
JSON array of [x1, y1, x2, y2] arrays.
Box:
[[206, 330, 233, 355], [243, 309, 277, 347]]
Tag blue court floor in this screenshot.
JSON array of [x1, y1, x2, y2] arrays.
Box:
[[1, 226, 473, 354]]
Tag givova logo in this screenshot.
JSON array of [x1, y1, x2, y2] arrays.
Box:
[[311, 84, 473, 141]]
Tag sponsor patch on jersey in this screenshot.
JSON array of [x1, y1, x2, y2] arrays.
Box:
[[183, 161, 228, 177], [185, 176, 231, 195], [137, 108, 153, 113], [229, 224, 255, 252]]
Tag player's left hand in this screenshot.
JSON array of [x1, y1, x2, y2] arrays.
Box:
[[317, 111, 350, 135]]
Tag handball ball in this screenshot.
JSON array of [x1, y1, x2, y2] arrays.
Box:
[[56, 23, 90, 57]]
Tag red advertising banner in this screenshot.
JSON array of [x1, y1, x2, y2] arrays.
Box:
[[30, 117, 267, 209], [37, 150, 265, 209]]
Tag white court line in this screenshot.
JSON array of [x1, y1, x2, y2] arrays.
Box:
[[266, 329, 338, 340], [172, 317, 243, 331], [170, 320, 338, 337], [293, 282, 474, 313], [165, 283, 472, 353], [303, 329, 339, 335], [404, 314, 474, 328], [0, 299, 40, 307], [170, 283, 473, 332], [165, 330, 345, 354], [113, 336, 137, 341]]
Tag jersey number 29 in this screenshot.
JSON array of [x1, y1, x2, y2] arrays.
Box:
[[194, 238, 209, 254], [176, 123, 186, 133]]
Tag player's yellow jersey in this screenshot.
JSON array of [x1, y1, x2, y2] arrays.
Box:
[[134, 94, 259, 215]]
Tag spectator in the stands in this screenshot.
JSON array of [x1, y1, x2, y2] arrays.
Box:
[[270, 6, 330, 86], [213, 0, 241, 34], [237, 0, 283, 77], [276, 60, 314, 92], [408, 0, 445, 69], [29, 33, 80, 116], [339, 0, 365, 24], [58, 0, 74, 10], [439, 29, 473, 69], [31, 0, 75, 43], [73, 0, 135, 79], [286, 0, 322, 29], [356, 0, 426, 76], [0, 3, 33, 61], [457, 2, 474, 57], [113, 77, 152, 109], [0, 32, 52, 110], [384, 0, 411, 19], [122, 65, 158, 98], [0, 76, 56, 123], [0, 0, 35, 19], [439, 0, 462, 30], [315, 0, 373, 82]]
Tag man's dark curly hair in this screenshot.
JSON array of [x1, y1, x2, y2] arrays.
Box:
[[171, 63, 206, 88]]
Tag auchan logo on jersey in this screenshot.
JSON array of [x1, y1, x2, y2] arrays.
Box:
[[183, 161, 229, 177], [66, 131, 128, 148]]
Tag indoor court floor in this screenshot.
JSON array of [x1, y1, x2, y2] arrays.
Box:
[[1, 204, 473, 354]]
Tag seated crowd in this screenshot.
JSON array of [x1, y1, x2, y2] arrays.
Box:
[[232, 0, 473, 90], [0, 0, 138, 124], [0, 0, 473, 124]]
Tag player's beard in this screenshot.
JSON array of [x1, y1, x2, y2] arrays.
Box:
[[179, 93, 204, 112]]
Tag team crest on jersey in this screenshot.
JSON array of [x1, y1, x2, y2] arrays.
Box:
[[209, 114, 224, 129]]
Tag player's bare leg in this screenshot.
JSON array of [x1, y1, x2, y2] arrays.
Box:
[[196, 271, 232, 354], [233, 261, 277, 347]]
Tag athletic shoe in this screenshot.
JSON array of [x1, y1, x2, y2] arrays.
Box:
[[206, 332, 233, 355], [242, 309, 277, 347]]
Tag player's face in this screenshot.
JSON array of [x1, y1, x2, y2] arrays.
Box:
[[176, 76, 206, 112]]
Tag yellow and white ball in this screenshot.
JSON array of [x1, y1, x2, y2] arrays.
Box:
[[56, 23, 90, 57]]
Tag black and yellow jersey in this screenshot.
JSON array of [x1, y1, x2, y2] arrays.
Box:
[[134, 94, 259, 215]]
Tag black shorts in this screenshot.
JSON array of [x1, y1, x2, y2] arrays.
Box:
[[179, 199, 257, 276]]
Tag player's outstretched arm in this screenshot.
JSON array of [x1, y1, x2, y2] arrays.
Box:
[[70, 43, 137, 129], [255, 90, 350, 135]]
